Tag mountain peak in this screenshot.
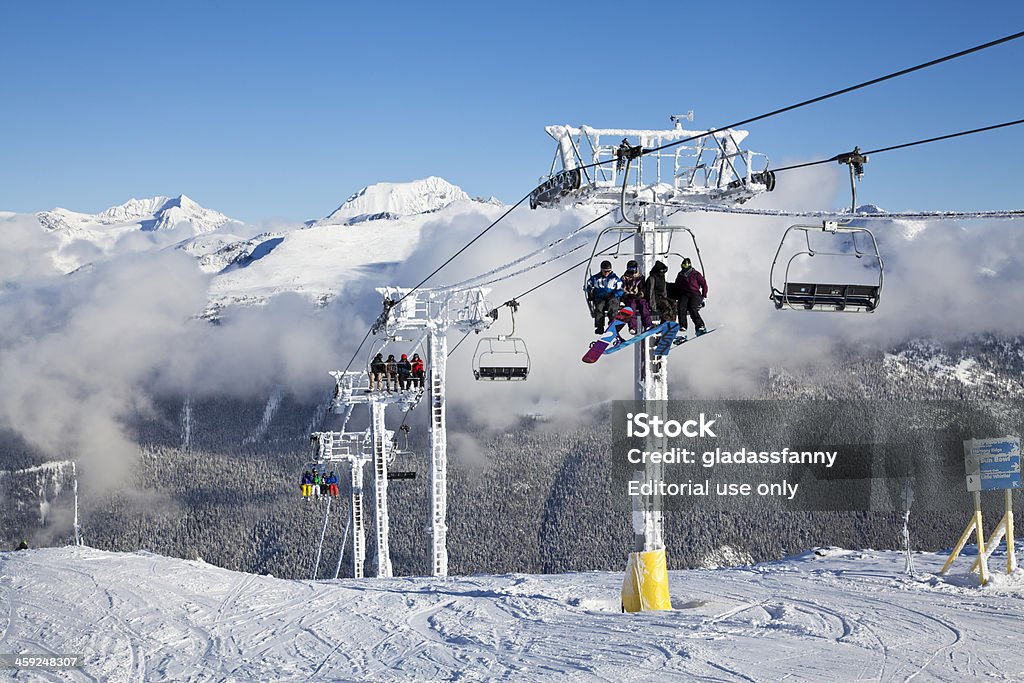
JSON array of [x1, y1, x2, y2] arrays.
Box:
[[319, 176, 470, 226], [97, 196, 173, 223], [91, 194, 231, 233]]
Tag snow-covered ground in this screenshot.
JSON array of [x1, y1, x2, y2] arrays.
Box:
[[2, 545, 1022, 681]]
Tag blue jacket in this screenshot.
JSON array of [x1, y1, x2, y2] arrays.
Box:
[[585, 272, 624, 300], [326, 474, 338, 485]]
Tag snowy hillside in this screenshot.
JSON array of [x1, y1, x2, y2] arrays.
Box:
[[2, 545, 1021, 681], [316, 176, 470, 226], [202, 201, 502, 312]]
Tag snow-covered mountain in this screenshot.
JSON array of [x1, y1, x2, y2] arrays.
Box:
[[316, 176, 471, 226], [171, 177, 502, 313], [14, 179, 496, 311], [2, 544, 1020, 680], [38, 194, 232, 236], [34, 194, 241, 273]]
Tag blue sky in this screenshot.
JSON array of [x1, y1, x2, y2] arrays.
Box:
[[2, 1, 1023, 222]]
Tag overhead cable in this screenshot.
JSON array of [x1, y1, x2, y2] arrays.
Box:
[[769, 117, 1024, 174], [571, 30, 1024, 173]]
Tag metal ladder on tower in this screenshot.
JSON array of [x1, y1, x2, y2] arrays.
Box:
[[350, 457, 366, 579], [428, 327, 448, 577], [371, 402, 392, 577]]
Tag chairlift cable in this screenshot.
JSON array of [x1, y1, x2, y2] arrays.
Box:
[[394, 193, 532, 305], [449, 330, 473, 356], [442, 209, 615, 290], [567, 30, 1024, 174], [347, 32, 1024, 371], [658, 201, 1024, 220], [767, 117, 1024, 175], [339, 326, 375, 377]]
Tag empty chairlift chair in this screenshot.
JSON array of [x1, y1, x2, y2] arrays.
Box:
[[770, 221, 884, 313], [472, 301, 530, 381]]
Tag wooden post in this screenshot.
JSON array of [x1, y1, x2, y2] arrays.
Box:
[[973, 491, 989, 586], [1007, 489, 1017, 574], [940, 516, 978, 576]]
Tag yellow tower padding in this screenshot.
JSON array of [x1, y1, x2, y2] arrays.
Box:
[[621, 549, 672, 612]]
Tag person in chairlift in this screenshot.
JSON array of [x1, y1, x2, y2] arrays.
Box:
[[621, 260, 652, 334], [397, 354, 412, 391], [369, 352, 387, 392], [384, 354, 398, 393], [584, 260, 624, 334], [646, 259, 676, 324], [411, 353, 425, 388], [674, 257, 708, 338]]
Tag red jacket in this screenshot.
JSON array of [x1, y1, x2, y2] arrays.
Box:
[[674, 267, 708, 297]]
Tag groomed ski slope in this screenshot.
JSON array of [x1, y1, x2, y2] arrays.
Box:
[[1, 546, 1022, 681]]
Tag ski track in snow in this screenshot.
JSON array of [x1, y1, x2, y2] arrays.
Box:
[[1, 547, 1024, 681]]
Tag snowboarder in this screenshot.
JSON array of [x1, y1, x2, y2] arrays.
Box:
[[15, 540, 28, 551], [397, 354, 412, 391], [301, 470, 313, 497], [327, 471, 339, 497], [370, 353, 387, 392], [621, 260, 653, 333], [585, 260, 624, 334], [646, 259, 676, 324], [411, 353, 425, 388], [674, 257, 708, 336], [311, 469, 322, 497], [384, 354, 398, 393]]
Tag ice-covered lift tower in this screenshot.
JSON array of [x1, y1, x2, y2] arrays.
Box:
[[370, 286, 493, 577], [536, 116, 776, 611], [534, 115, 775, 210]]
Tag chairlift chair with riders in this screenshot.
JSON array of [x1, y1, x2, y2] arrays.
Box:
[[472, 300, 531, 381], [582, 222, 706, 317], [367, 333, 427, 388], [769, 220, 884, 312]]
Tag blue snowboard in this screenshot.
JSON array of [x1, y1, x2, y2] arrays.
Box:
[[652, 322, 681, 357], [672, 327, 717, 347], [602, 322, 670, 355]]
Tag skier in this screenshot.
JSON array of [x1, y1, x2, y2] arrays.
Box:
[[585, 260, 624, 334], [646, 259, 676, 324], [411, 353, 425, 388], [674, 257, 708, 337], [327, 471, 339, 497], [384, 354, 398, 393], [319, 471, 330, 497], [621, 260, 653, 334], [301, 470, 313, 497], [370, 353, 387, 392], [397, 354, 412, 391], [311, 469, 322, 497]]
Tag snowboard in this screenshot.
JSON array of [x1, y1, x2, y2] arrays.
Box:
[[651, 321, 681, 357], [602, 321, 670, 355], [582, 307, 634, 364], [672, 327, 717, 347]]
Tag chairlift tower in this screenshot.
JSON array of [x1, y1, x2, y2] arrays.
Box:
[[536, 117, 776, 609], [310, 430, 371, 578], [367, 286, 493, 577], [325, 375, 417, 578]]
